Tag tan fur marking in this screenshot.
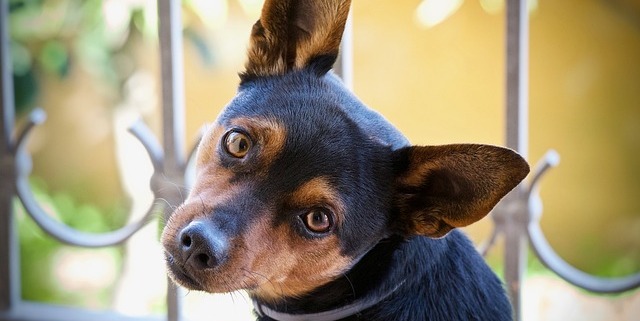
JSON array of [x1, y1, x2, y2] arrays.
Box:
[[243, 215, 351, 302], [292, 1, 351, 69], [162, 116, 286, 241], [161, 124, 234, 250], [161, 123, 244, 292], [288, 176, 346, 226], [397, 147, 496, 229], [194, 124, 224, 167], [161, 118, 294, 294], [395, 144, 529, 237], [234, 177, 350, 301], [247, 177, 349, 300], [232, 117, 287, 170], [244, 0, 352, 77]]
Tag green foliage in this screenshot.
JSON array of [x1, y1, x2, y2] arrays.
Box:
[[8, 0, 212, 309], [8, 0, 148, 113], [8, 0, 214, 114], [17, 177, 127, 307], [38, 40, 69, 77]]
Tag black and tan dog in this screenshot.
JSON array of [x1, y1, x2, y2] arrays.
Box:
[[161, 0, 529, 320]]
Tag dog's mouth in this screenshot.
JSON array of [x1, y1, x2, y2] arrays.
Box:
[[164, 253, 205, 291]]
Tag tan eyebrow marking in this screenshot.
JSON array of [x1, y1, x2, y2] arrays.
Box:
[[244, 214, 352, 302], [231, 117, 287, 170], [288, 176, 346, 227]]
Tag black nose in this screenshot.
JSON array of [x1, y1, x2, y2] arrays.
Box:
[[178, 220, 228, 270]]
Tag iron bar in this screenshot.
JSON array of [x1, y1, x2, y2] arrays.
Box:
[[0, 0, 12, 149], [9, 108, 159, 248], [129, 120, 164, 173], [334, 11, 354, 90], [525, 151, 640, 293], [158, 0, 186, 175], [503, 0, 529, 320], [0, 302, 163, 321], [157, 1, 187, 321], [505, 0, 529, 159], [503, 206, 527, 321], [528, 223, 640, 293], [0, 0, 19, 312], [500, 0, 640, 315]]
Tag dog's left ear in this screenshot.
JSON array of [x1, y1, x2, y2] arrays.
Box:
[[392, 144, 530, 238], [243, 0, 351, 79]]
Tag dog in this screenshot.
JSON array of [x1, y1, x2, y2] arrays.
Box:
[[161, 0, 529, 320]]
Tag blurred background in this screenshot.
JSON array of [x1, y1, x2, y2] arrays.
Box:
[[7, 0, 640, 320]]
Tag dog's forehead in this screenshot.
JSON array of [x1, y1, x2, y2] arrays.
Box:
[[222, 75, 342, 126], [219, 71, 409, 151]]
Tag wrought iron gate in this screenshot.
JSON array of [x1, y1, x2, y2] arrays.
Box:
[[1, 1, 639, 321]]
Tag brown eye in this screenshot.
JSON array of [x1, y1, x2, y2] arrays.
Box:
[[224, 130, 252, 158], [302, 208, 334, 234]]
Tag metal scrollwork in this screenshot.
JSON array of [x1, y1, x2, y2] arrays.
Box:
[[12, 109, 162, 248], [479, 2, 640, 320], [526, 151, 640, 293], [481, 147, 640, 313]]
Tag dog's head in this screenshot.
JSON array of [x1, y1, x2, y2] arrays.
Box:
[[161, 0, 529, 303]]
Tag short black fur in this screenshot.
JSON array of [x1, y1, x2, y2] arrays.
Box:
[[229, 69, 516, 320], [256, 232, 512, 321]]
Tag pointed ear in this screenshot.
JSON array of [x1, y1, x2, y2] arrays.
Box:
[[392, 144, 530, 238], [242, 0, 351, 79]]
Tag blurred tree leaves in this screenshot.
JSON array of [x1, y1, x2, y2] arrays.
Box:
[[38, 40, 69, 76], [17, 177, 127, 306], [7, 0, 216, 308], [8, 0, 215, 115], [8, 0, 146, 114]]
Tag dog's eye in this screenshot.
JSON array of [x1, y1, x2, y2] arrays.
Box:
[[301, 208, 334, 234], [223, 130, 252, 158]]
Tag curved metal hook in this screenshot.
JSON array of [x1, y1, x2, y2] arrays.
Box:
[[526, 150, 560, 222], [526, 149, 640, 293], [16, 176, 160, 248], [13, 109, 160, 248], [128, 119, 164, 173], [14, 108, 47, 152], [526, 149, 560, 195], [477, 226, 501, 257], [528, 223, 640, 293]]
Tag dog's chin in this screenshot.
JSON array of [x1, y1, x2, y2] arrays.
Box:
[[164, 253, 251, 294], [163, 253, 204, 291], [166, 263, 205, 291]]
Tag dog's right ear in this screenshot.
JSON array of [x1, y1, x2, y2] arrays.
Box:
[[391, 144, 529, 238], [242, 0, 352, 80]]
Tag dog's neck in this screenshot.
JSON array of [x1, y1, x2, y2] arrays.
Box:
[[252, 280, 404, 321], [250, 235, 427, 320]]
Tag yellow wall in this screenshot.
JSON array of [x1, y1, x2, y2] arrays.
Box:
[[348, 0, 640, 274]]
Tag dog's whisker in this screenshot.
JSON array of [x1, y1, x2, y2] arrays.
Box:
[[155, 197, 172, 208], [239, 290, 251, 305], [240, 267, 283, 298], [341, 272, 356, 299], [198, 195, 207, 216], [229, 291, 236, 305], [155, 175, 188, 204]]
